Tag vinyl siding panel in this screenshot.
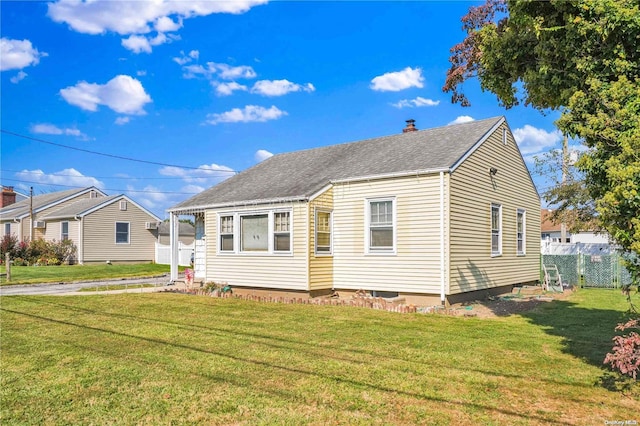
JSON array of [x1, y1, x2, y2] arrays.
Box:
[[449, 123, 541, 294], [81, 202, 157, 262], [309, 187, 334, 291], [333, 175, 443, 293], [205, 201, 309, 290]]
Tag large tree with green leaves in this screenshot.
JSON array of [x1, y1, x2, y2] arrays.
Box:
[[444, 0, 640, 285]]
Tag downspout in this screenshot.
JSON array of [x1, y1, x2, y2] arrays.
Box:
[[440, 171, 446, 305], [76, 215, 83, 264], [170, 212, 179, 282]]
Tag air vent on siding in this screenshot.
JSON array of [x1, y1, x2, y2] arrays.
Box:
[[33, 221, 46, 229]]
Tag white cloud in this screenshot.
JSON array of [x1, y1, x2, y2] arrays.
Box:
[[159, 163, 235, 184], [121, 32, 178, 54], [183, 62, 257, 80], [47, 0, 267, 53], [214, 81, 248, 96], [155, 16, 182, 32], [10, 70, 28, 84], [115, 116, 131, 125], [31, 123, 89, 139], [205, 105, 287, 125], [173, 49, 199, 65], [391, 96, 440, 108], [121, 35, 152, 53], [1, 38, 47, 71], [513, 125, 562, 156], [16, 168, 103, 188], [255, 149, 273, 162], [60, 75, 152, 114], [370, 67, 424, 92], [251, 80, 315, 97], [136, 70, 147, 76], [448, 115, 475, 125]]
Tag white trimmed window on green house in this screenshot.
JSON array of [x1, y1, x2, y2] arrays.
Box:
[[61, 221, 69, 241], [366, 198, 395, 254], [491, 203, 502, 256], [315, 210, 332, 255], [115, 222, 130, 244]]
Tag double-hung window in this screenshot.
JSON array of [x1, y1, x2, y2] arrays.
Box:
[[61, 221, 69, 241], [516, 209, 526, 255], [367, 198, 395, 253], [273, 212, 291, 252], [315, 210, 332, 255], [219, 216, 234, 251], [4, 223, 10, 236], [491, 204, 502, 256], [115, 222, 130, 244]]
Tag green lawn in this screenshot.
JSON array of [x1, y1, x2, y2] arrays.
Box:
[[1, 289, 638, 425], [0, 263, 173, 285]]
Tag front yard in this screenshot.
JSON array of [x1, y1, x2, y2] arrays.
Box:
[[0, 263, 171, 285], [1, 288, 638, 425]]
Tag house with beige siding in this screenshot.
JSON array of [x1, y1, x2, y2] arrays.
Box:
[[0, 187, 161, 264], [168, 116, 541, 305]]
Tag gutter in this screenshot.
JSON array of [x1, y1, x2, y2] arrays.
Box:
[[331, 168, 449, 185]]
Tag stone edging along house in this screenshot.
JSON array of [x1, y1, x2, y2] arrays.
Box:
[[168, 116, 541, 305]]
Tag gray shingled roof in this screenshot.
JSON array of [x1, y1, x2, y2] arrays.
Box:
[[0, 187, 103, 219], [41, 195, 120, 220], [170, 117, 504, 211]]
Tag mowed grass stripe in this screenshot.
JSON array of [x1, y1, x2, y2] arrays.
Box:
[[1, 289, 638, 425]]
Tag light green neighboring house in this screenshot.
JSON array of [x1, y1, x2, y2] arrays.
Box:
[[0, 187, 161, 264]]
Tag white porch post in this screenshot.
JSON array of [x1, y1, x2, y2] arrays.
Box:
[[170, 212, 179, 281]]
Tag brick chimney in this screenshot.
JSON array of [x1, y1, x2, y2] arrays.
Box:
[[1, 186, 17, 207], [403, 119, 418, 133]]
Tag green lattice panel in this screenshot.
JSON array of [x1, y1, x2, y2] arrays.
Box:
[[542, 255, 579, 285]]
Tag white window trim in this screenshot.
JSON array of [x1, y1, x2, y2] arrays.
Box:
[[115, 221, 130, 245], [119, 200, 127, 211], [61, 221, 69, 241], [218, 214, 235, 253], [315, 209, 333, 256], [218, 209, 293, 256], [502, 127, 508, 145], [365, 197, 397, 255], [491, 203, 502, 257], [4, 223, 10, 236], [516, 208, 526, 256]]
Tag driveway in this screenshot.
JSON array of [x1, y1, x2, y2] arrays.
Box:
[[0, 275, 180, 296]]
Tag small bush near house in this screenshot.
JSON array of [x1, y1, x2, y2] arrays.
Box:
[[0, 235, 77, 266]]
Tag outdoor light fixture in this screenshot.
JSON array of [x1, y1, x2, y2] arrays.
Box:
[[489, 167, 498, 176]]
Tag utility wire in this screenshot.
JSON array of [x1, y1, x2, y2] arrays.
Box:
[[1, 129, 239, 173], [0, 168, 218, 180], [0, 178, 200, 195]]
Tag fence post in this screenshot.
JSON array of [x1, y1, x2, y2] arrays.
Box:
[[5, 253, 11, 282]]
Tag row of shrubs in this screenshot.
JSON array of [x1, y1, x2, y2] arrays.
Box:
[[1, 234, 77, 266]]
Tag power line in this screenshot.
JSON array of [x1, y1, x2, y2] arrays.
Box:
[[0, 178, 200, 195], [0, 168, 216, 180], [0, 129, 239, 173]]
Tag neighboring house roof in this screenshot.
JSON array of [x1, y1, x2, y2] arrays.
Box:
[[0, 187, 107, 220], [541, 210, 562, 233], [157, 221, 195, 236], [171, 116, 506, 211], [41, 194, 161, 221]]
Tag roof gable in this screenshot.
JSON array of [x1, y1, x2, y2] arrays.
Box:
[[0, 187, 106, 220], [171, 117, 505, 211], [42, 194, 161, 221]]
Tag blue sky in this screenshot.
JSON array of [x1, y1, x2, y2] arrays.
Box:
[[1, 1, 571, 218]]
